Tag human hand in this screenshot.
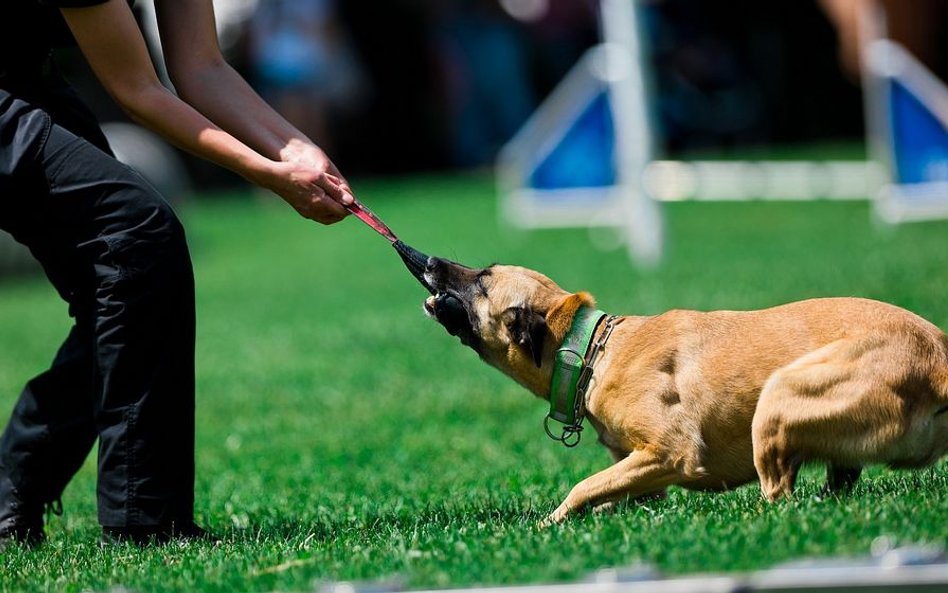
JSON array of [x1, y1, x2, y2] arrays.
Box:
[[256, 159, 353, 225], [281, 139, 355, 198]]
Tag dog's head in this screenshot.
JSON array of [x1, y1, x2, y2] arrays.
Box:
[[421, 256, 595, 395]]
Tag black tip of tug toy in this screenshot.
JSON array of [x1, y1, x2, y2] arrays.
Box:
[[393, 240, 435, 295]]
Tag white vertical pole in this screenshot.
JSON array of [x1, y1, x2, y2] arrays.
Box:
[[599, 0, 663, 266]]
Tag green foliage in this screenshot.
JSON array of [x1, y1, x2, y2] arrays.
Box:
[[1, 174, 946, 592]]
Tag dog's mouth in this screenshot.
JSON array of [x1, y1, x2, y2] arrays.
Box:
[[399, 247, 483, 351], [424, 293, 468, 333], [424, 291, 482, 351]]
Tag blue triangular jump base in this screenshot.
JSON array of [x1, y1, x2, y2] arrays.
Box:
[[869, 40, 948, 222]]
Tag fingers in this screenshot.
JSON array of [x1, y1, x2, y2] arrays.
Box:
[[300, 173, 355, 226], [319, 172, 355, 206], [270, 158, 356, 225], [308, 172, 356, 225], [296, 186, 349, 225]]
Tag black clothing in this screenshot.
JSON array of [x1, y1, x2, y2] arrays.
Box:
[[0, 6, 196, 531], [0, 493, 44, 547], [0, 1, 110, 70]]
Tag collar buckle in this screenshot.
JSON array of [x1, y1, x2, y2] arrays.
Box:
[[544, 415, 583, 447]]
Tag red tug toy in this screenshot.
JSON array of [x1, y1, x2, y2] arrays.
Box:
[[344, 199, 434, 294]]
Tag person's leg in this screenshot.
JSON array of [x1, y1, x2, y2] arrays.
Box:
[[0, 89, 102, 545], [0, 326, 97, 544], [38, 125, 197, 531], [1, 93, 197, 539]]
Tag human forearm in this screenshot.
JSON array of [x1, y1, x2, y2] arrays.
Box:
[[116, 81, 272, 184], [60, 0, 350, 225], [114, 82, 348, 222], [169, 57, 309, 163], [167, 54, 353, 199]]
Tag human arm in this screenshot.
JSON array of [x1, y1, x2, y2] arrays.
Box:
[[59, 0, 351, 223], [151, 0, 344, 184]]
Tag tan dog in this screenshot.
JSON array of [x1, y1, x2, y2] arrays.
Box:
[[420, 257, 948, 525]]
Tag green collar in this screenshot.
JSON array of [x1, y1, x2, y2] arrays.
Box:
[[545, 306, 613, 447]]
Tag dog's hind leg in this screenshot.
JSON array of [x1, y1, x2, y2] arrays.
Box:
[[753, 337, 908, 502], [818, 464, 862, 499], [752, 436, 804, 503], [752, 342, 851, 501]]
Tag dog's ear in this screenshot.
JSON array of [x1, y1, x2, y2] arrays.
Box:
[[503, 307, 547, 368], [546, 292, 596, 340]]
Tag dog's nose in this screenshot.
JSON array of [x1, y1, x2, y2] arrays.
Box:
[[425, 257, 445, 275]]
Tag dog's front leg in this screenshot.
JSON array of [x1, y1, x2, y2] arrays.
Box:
[[589, 447, 668, 516], [543, 449, 676, 526]]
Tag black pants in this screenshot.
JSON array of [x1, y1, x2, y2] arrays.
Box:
[[0, 68, 195, 528]]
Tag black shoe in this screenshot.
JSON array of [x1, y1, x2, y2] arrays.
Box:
[[0, 522, 45, 549], [101, 521, 217, 546], [0, 471, 48, 548], [0, 503, 45, 549]]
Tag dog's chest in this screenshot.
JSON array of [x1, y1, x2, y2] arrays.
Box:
[[586, 414, 629, 455]]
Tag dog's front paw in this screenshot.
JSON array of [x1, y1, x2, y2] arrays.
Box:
[[538, 504, 570, 528], [537, 514, 564, 529]]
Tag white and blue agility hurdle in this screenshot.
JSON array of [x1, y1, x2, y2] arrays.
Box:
[[497, 0, 948, 265], [868, 39, 948, 223]]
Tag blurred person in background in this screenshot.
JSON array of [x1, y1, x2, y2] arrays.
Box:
[[246, 0, 365, 153], [643, 0, 865, 152], [518, 0, 599, 95], [818, 0, 947, 82], [0, 0, 353, 546], [433, 0, 536, 167]]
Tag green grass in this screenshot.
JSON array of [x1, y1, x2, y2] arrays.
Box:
[[1, 174, 946, 592]]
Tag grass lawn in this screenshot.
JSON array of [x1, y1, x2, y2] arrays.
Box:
[[1, 173, 946, 592]]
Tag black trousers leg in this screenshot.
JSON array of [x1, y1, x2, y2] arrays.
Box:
[[0, 95, 196, 528], [0, 326, 97, 515]]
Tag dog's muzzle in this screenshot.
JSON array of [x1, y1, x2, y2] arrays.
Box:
[[417, 255, 484, 351], [394, 240, 436, 295]]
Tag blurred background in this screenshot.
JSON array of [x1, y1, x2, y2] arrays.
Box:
[[47, 0, 948, 180], [1, 0, 946, 272]]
